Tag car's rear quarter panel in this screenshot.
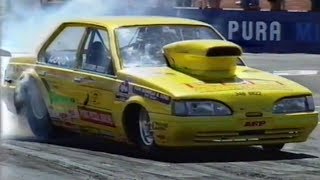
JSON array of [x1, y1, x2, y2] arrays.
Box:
[[2, 57, 38, 112]]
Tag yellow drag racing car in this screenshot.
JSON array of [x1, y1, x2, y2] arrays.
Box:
[[2, 16, 318, 153]]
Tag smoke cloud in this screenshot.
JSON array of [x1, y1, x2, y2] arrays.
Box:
[[1, 0, 167, 52], [0, 0, 173, 138]]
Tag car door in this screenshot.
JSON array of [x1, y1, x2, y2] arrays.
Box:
[[71, 26, 119, 138], [36, 24, 89, 132]]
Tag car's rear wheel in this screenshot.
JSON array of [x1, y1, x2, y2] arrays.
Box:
[[262, 143, 285, 152], [14, 76, 54, 140]]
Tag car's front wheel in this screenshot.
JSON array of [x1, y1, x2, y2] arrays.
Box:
[[136, 107, 159, 154]]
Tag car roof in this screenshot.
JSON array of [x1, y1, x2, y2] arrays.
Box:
[[66, 16, 211, 29]]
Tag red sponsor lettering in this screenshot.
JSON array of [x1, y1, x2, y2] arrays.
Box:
[[78, 107, 115, 127]]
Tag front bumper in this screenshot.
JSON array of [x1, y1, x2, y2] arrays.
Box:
[[150, 112, 318, 147]]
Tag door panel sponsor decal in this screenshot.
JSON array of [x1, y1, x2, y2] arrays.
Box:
[[48, 92, 80, 121], [78, 107, 115, 127], [115, 81, 171, 104], [132, 86, 171, 104], [115, 80, 131, 101]]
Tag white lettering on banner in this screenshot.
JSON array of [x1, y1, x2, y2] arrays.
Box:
[[242, 21, 253, 40], [256, 21, 267, 41], [270, 21, 281, 41], [228, 21, 239, 39], [228, 21, 281, 41]]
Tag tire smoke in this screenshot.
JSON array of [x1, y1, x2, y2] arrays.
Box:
[[0, 0, 168, 138]]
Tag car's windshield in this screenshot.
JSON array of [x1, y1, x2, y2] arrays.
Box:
[[115, 25, 223, 68]]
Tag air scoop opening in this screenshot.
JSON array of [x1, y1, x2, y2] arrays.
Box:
[[163, 40, 243, 82], [206, 46, 242, 57]]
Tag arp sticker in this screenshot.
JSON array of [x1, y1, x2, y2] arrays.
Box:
[[78, 107, 115, 127], [244, 121, 266, 127]]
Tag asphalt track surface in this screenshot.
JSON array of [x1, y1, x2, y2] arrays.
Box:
[[1, 53, 320, 180]]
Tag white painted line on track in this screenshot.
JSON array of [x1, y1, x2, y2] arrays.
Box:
[[273, 70, 319, 76]]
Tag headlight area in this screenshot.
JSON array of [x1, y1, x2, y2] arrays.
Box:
[[172, 100, 232, 116], [273, 96, 315, 114]]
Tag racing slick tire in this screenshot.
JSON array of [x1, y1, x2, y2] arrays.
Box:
[[13, 75, 54, 140], [128, 106, 160, 155], [137, 107, 160, 155], [262, 144, 285, 152]]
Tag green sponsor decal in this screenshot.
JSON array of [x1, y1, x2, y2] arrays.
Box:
[[49, 92, 76, 106], [49, 92, 80, 121]]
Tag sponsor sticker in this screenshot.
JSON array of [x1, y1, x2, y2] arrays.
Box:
[[235, 91, 262, 96], [152, 122, 168, 131], [244, 121, 266, 127], [115, 80, 131, 101], [115, 81, 171, 104], [78, 107, 115, 127], [132, 86, 171, 104], [186, 80, 289, 92], [48, 92, 80, 121]]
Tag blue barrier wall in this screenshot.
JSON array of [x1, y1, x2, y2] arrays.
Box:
[[175, 9, 320, 54], [113, 7, 320, 54]]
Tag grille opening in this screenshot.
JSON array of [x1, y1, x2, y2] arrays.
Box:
[[245, 112, 263, 117], [239, 130, 265, 136], [193, 128, 303, 143]]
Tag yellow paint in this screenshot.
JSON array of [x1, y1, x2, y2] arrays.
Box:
[[163, 40, 242, 80]]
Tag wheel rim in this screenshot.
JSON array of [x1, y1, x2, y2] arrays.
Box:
[[29, 88, 47, 119], [138, 108, 154, 146]]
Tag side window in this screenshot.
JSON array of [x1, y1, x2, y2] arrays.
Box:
[[81, 28, 114, 75], [44, 26, 86, 68]]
